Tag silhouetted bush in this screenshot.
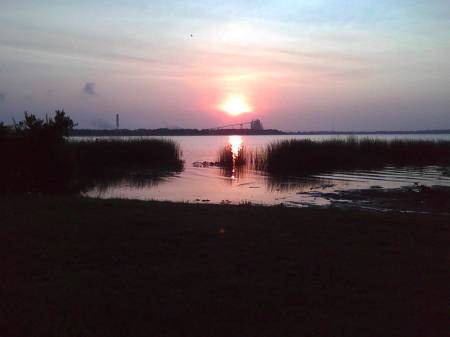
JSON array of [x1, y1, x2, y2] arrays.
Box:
[[0, 111, 183, 193], [255, 138, 450, 176], [1, 110, 75, 192], [0, 122, 11, 138]]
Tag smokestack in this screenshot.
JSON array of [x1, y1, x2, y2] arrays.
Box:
[[116, 114, 119, 129]]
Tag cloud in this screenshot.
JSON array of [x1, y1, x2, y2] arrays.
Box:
[[0, 38, 184, 68], [82, 82, 97, 96], [0, 92, 5, 102], [91, 117, 113, 129]]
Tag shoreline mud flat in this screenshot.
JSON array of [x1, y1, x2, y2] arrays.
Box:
[[295, 185, 450, 214]]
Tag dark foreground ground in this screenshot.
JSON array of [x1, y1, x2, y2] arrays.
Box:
[[1, 196, 449, 337]]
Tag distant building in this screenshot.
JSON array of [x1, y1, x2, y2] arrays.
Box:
[[116, 114, 120, 129], [210, 118, 264, 131], [250, 119, 263, 131]]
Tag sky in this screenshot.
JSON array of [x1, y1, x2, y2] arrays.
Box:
[[1, 0, 450, 131]]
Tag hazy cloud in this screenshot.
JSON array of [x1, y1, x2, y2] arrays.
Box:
[[82, 82, 97, 96], [91, 117, 113, 129], [0, 92, 5, 102]]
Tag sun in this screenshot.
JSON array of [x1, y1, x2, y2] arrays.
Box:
[[220, 94, 253, 116]]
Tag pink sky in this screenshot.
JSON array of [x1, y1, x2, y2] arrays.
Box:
[[1, 1, 450, 130]]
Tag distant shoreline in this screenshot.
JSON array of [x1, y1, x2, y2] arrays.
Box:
[[70, 128, 450, 137]]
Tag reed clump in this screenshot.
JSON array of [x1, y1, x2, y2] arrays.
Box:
[[255, 138, 450, 176], [217, 144, 247, 168], [69, 139, 183, 191], [70, 139, 183, 177]]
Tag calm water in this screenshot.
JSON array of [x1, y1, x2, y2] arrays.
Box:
[[80, 134, 450, 207]]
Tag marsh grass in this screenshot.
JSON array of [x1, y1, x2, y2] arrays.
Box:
[[70, 139, 183, 176], [1, 111, 184, 193], [217, 144, 247, 168], [216, 144, 249, 179], [1, 137, 183, 193], [85, 169, 169, 194], [253, 138, 450, 176], [70, 139, 183, 191]]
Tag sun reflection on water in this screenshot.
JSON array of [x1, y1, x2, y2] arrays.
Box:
[[229, 135, 243, 160], [228, 135, 243, 179]]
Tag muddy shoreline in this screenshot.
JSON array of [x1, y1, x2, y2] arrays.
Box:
[[296, 185, 450, 214]]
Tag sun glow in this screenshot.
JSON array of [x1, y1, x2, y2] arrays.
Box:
[[220, 94, 253, 116]]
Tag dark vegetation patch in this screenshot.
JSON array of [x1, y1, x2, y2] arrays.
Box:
[[253, 138, 450, 176], [0, 111, 183, 193], [216, 143, 248, 178], [217, 144, 247, 168], [68, 139, 182, 190]]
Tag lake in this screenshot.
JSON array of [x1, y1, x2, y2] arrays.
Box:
[[78, 134, 450, 207]]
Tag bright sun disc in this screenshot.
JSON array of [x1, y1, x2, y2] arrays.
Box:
[[220, 94, 252, 116]]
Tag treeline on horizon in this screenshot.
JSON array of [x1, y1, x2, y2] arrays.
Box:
[[71, 128, 284, 136], [70, 128, 450, 137]]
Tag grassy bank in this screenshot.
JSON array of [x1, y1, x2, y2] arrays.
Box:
[[0, 195, 448, 337], [255, 138, 450, 175]]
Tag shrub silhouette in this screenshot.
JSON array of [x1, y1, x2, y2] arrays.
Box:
[[1, 110, 75, 192], [0, 122, 10, 139], [1, 111, 182, 193]]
